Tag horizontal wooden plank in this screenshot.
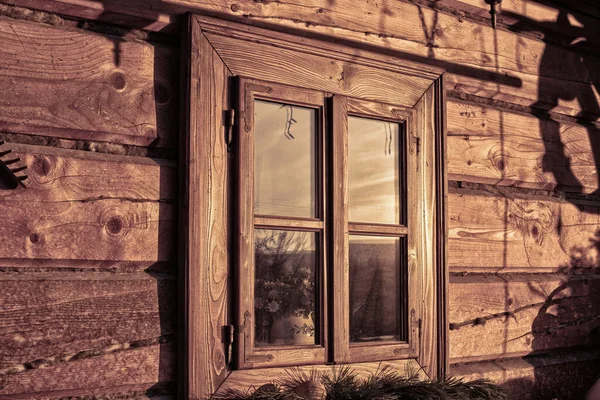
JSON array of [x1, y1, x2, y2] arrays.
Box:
[[0, 200, 173, 261], [0, 142, 175, 263], [8, 0, 600, 120], [449, 274, 600, 362], [447, 100, 600, 194], [448, 188, 600, 271], [0, 142, 176, 201], [0, 342, 175, 397], [0, 272, 175, 371], [0, 16, 178, 147], [452, 350, 600, 400]]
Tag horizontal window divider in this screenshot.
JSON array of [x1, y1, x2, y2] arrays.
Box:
[[348, 223, 408, 236], [254, 216, 324, 230]]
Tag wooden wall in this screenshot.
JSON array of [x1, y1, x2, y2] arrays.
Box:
[[0, 9, 179, 399], [0, 0, 599, 398]]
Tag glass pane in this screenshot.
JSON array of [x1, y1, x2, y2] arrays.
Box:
[[254, 229, 318, 346], [349, 235, 402, 342], [348, 116, 401, 224], [254, 100, 316, 218]]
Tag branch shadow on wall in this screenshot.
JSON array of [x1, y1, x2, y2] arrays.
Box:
[[508, 6, 600, 202], [501, 230, 600, 399]]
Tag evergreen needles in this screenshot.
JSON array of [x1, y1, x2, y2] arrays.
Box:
[[211, 365, 507, 400]]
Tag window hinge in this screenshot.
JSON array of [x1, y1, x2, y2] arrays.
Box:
[[418, 318, 423, 339], [224, 324, 235, 367], [416, 136, 421, 156], [225, 109, 235, 153]]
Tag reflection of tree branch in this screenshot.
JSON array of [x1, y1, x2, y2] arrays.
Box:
[[254, 230, 315, 344], [279, 104, 296, 140]]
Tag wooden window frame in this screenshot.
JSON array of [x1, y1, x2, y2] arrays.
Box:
[[179, 13, 447, 399], [236, 79, 328, 369]]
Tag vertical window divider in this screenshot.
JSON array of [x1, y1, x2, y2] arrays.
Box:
[[331, 94, 350, 363]]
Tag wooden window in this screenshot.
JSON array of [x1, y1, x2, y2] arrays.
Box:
[[180, 14, 447, 399]]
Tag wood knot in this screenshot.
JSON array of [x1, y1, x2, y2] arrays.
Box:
[[105, 216, 124, 234], [31, 155, 56, 181], [108, 70, 127, 91], [29, 233, 40, 243], [230, 3, 240, 12], [154, 82, 171, 105]]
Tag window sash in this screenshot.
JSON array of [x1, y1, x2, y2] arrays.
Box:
[[332, 96, 420, 363], [236, 78, 328, 369]]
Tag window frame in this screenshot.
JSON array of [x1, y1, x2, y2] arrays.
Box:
[[179, 13, 447, 399], [236, 79, 329, 369]]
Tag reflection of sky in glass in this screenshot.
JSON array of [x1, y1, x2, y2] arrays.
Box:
[[348, 116, 400, 224], [254, 100, 316, 218]]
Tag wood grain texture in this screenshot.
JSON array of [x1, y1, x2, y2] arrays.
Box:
[[447, 100, 600, 194], [10, 0, 600, 120], [202, 30, 432, 108], [0, 16, 178, 147], [0, 273, 175, 371], [0, 142, 176, 202], [0, 198, 173, 261], [449, 274, 600, 362], [0, 342, 175, 397], [331, 94, 349, 364], [216, 359, 426, 395], [179, 16, 230, 399], [452, 350, 600, 400], [448, 188, 600, 271]]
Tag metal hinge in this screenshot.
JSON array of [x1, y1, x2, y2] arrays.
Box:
[[225, 109, 235, 153], [416, 136, 421, 156]]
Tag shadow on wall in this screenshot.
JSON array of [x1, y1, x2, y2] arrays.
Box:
[[509, 4, 600, 202], [502, 231, 600, 399]]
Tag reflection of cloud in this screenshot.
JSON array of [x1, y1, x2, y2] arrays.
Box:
[[254, 100, 315, 218], [348, 116, 400, 224]]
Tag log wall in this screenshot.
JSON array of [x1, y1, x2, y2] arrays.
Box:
[[0, 11, 178, 399], [0, 0, 599, 398]]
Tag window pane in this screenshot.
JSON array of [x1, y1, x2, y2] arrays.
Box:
[[254, 100, 316, 218], [349, 235, 402, 342], [348, 116, 400, 224], [254, 229, 318, 346]]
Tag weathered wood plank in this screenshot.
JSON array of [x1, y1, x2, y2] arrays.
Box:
[[448, 188, 600, 271], [452, 350, 600, 400], [449, 274, 600, 362], [0, 342, 175, 397], [0, 200, 174, 261], [0, 16, 178, 147], [0, 273, 175, 370], [6, 0, 600, 120], [447, 100, 600, 194], [0, 142, 176, 201]]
